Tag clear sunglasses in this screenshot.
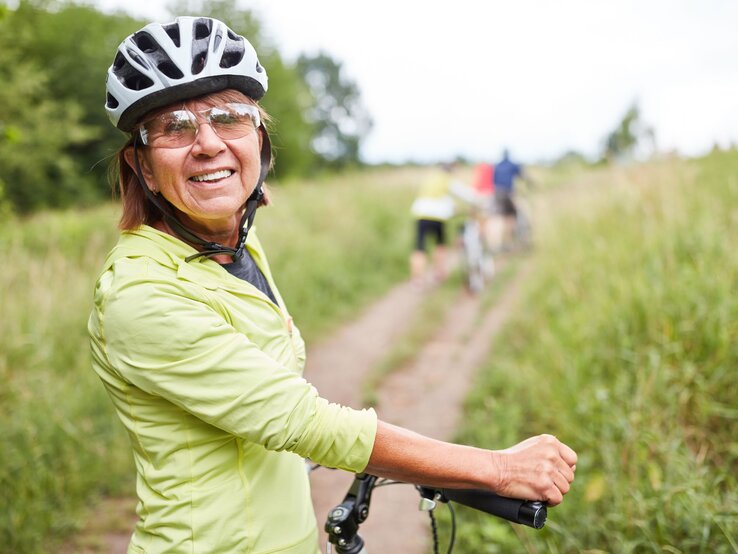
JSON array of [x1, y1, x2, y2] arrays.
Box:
[[138, 103, 261, 148]]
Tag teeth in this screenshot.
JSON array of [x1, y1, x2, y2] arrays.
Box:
[[191, 170, 233, 182]]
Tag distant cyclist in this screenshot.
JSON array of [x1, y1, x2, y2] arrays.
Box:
[[492, 149, 530, 249], [471, 162, 494, 198], [409, 162, 477, 285]]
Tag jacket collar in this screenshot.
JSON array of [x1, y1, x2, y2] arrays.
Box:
[[102, 225, 284, 307]]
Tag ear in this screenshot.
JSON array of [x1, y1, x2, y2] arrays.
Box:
[[123, 145, 157, 192]]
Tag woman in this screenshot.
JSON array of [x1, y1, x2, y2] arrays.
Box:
[[89, 16, 577, 554]]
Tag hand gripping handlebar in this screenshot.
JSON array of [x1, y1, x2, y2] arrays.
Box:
[[418, 486, 547, 529], [325, 473, 547, 553]]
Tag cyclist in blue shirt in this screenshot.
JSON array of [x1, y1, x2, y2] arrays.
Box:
[[493, 149, 526, 249]]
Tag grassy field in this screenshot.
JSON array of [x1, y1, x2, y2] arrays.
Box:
[[3, 154, 736, 552], [452, 151, 738, 552], [0, 167, 419, 553]]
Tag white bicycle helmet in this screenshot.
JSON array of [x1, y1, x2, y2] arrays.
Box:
[[106, 16, 268, 132]]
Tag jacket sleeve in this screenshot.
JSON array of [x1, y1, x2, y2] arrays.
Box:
[[98, 268, 376, 473]]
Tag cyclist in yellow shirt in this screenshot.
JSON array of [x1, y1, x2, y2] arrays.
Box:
[[409, 162, 477, 284]]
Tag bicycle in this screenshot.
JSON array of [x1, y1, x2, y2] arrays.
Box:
[[324, 472, 547, 554], [460, 209, 495, 294]]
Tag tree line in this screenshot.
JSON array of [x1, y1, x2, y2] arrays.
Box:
[[0, 0, 372, 214]]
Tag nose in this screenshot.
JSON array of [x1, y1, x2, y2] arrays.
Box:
[[191, 121, 226, 157]]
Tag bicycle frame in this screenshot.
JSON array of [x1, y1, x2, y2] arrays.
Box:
[[324, 473, 546, 553], [460, 211, 495, 293]]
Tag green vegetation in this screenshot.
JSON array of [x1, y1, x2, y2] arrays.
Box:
[[0, 0, 370, 214], [296, 51, 373, 170], [453, 151, 738, 551], [3, 149, 737, 551], [0, 168, 418, 553]]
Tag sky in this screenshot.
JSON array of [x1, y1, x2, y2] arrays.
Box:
[[91, 0, 738, 164]]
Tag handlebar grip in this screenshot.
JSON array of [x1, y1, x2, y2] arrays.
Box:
[[437, 488, 547, 529]]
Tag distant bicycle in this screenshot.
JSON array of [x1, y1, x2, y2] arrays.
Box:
[[460, 209, 495, 294], [488, 190, 534, 255], [324, 472, 547, 554]]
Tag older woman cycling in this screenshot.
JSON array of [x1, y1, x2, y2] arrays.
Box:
[[88, 16, 576, 554]]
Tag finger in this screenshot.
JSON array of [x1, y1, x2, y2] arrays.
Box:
[[552, 469, 571, 495], [558, 442, 578, 466], [545, 486, 564, 506], [556, 461, 575, 484]]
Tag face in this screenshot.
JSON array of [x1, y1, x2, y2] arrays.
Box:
[[124, 95, 263, 235]]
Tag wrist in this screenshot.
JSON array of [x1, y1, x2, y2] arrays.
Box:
[[487, 450, 509, 493]]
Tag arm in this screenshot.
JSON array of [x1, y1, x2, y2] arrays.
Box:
[[100, 273, 376, 472], [449, 179, 481, 206], [365, 421, 577, 506], [517, 165, 536, 191]]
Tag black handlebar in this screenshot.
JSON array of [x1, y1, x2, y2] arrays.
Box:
[[325, 473, 547, 553], [421, 487, 547, 529]]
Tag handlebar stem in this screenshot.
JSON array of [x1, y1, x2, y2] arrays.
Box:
[[325, 474, 377, 553]]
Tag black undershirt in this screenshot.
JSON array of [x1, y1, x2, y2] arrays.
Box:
[[221, 249, 278, 305]]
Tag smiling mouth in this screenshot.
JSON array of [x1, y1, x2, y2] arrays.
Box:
[[190, 169, 234, 183]]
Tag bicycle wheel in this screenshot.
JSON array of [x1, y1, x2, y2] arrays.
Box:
[[462, 221, 485, 293]]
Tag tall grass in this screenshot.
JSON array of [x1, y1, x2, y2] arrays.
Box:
[[257, 167, 421, 341], [0, 167, 420, 553], [454, 152, 738, 552]]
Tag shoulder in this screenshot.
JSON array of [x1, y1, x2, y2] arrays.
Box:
[[94, 258, 195, 322]]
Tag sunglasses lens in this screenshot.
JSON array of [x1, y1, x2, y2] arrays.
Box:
[[140, 104, 260, 148], [142, 110, 197, 148], [209, 104, 260, 140]]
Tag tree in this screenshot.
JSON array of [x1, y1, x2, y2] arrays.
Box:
[[1, 1, 144, 206], [0, 4, 100, 212], [602, 101, 656, 162], [296, 52, 373, 169]]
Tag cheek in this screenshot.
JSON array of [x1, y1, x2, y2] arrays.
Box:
[[239, 141, 263, 179], [149, 152, 184, 185]]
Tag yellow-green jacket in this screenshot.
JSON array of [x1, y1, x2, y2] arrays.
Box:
[[88, 226, 377, 553]]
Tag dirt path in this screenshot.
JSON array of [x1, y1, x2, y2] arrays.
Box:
[[307, 259, 532, 553], [65, 257, 531, 553]]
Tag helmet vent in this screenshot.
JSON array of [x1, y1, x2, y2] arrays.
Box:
[[192, 53, 207, 75], [106, 93, 119, 109], [113, 52, 126, 70], [212, 29, 223, 52], [162, 23, 181, 47], [132, 32, 157, 53], [191, 18, 212, 75], [194, 19, 212, 40], [158, 61, 184, 79], [114, 61, 154, 91], [255, 61, 264, 73], [125, 71, 154, 91], [220, 35, 245, 68]]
